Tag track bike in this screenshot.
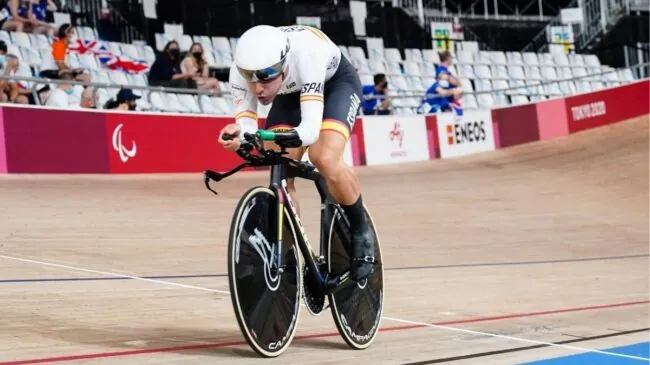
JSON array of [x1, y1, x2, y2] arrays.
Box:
[[203, 130, 384, 357]]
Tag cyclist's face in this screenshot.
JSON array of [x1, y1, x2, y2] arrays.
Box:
[[251, 75, 283, 105]]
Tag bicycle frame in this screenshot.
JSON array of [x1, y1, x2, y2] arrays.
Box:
[[277, 162, 354, 295], [204, 141, 355, 296]]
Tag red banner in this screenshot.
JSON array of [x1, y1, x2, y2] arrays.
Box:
[[105, 112, 243, 173], [565, 80, 650, 133], [492, 103, 540, 148], [2, 107, 108, 173]]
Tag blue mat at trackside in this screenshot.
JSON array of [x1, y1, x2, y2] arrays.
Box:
[[520, 342, 650, 364]]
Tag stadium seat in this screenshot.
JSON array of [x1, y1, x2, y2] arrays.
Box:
[[474, 64, 492, 79], [404, 48, 423, 63], [489, 51, 507, 65], [511, 95, 530, 105], [475, 79, 492, 92], [508, 65, 526, 80], [456, 50, 474, 64], [120, 44, 141, 60], [403, 61, 421, 76], [506, 52, 524, 65], [178, 94, 201, 113], [522, 52, 539, 66], [422, 49, 440, 64], [491, 65, 508, 79], [214, 97, 234, 114], [477, 93, 495, 108], [463, 94, 478, 109], [458, 64, 475, 79], [369, 59, 387, 74]]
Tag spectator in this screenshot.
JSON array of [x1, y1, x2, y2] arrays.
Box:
[[148, 40, 196, 89], [0, 0, 29, 32], [420, 71, 462, 114], [0, 51, 37, 104], [104, 88, 140, 111], [361, 73, 390, 115], [79, 86, 97, 109], [0, 40, 7, 102], [181, 42, 220, 94], [435, 51, 460, 88], [39, 23, 90, 83], [26, 0, 56, 36], [43, 70, 76, 108]]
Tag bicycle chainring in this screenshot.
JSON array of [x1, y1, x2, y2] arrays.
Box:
[[303, 263, 326, 315]]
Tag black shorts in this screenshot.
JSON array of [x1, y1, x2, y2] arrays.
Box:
[[265, 55, 362, 141]]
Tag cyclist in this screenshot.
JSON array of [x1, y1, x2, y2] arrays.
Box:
[[217, 24, 374, 282]]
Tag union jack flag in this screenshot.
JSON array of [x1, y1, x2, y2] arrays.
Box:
[[68, 38, 149, 75], [68, 39, 111, 56], [98, 54, 150, 74], [450, 99, 464, 118]]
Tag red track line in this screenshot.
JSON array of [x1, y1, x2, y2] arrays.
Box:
[[1, 300, 648, 365]]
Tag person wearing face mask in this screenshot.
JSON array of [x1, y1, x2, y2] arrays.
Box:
[[44, 70, 77, 108], [181, 43, 220, 95], [147, 40, 196, 89], [361, 73, 391, 115]]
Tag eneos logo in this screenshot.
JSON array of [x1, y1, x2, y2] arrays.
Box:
[[112, 123, 137, 163], [445, 120, 487, 145]]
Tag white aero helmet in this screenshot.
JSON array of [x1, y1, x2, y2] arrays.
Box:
[[234, 25, 290, 83]]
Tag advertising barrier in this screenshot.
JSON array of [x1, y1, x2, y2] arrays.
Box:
[[2, 107, 109, 173], [0, 108, 6, 173], [105, 113, 240, 173], [536, 98, 569, 141], [436, 109, 496, 158], [0, 80, 646, 174], [492, 103, 540, 149], [564, 80, 650, 133], [361, 115, 430, 165]]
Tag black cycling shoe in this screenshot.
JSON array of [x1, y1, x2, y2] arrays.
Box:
[[349, 227, 375, 282]]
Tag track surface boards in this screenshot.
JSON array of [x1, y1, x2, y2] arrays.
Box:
[[0, 116, 648, 364]]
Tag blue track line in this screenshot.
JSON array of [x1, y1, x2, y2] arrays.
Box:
[[0, 254, 646, 284]]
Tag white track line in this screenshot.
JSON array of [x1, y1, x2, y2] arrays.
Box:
[[0, 254, 230, 294], [2, 253, 648, 361], [382, 316, 650, 361]]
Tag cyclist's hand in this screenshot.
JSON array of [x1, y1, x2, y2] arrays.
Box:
[[218, 124, 242, 152]]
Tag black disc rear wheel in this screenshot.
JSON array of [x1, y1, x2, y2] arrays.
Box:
[[227, 186, 302, 357], [327, 205, 384, 349]]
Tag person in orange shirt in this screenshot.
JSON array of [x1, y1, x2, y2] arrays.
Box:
[[41, 23, 90, 82]]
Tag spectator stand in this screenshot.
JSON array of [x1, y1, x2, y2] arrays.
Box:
[[0, 24, 645, 115]]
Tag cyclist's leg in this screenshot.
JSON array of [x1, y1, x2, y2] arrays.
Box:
[[264, 92, 306, 215], [307, 55, 373, 282]]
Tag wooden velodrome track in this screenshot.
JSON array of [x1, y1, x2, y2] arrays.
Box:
[[0, 115, 648, 364]]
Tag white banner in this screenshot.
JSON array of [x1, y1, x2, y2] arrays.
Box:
[[548, 25, 575, 53], [362, 115, 430, 166], [431, 22, 454, 51], [437, 109, 495, 158]]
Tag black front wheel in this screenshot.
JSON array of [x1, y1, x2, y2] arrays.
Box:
[[227, 186, 302, 357], [327, 205, 384, 349]]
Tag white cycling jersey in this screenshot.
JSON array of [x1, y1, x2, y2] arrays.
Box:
[[229, 25, 342, 146]]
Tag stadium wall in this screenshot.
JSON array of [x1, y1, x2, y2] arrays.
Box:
[[0, 79, 647, 174]]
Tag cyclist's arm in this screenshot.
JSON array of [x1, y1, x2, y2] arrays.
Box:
[[228, 65, 259, 137], [294, 51, 328, 146]]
